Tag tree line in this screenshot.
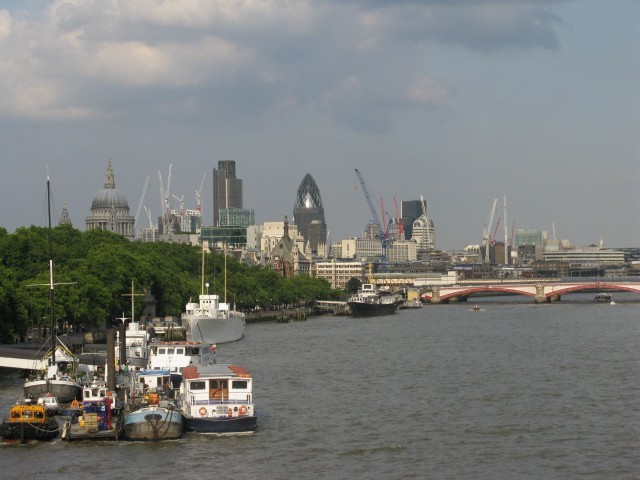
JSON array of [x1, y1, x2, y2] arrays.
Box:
[[0, 225, 343, 344]]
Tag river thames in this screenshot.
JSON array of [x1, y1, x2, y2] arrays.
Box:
[[1, 293, 639, 479]]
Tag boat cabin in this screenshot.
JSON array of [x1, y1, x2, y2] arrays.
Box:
[[148, 341, 216, 373]]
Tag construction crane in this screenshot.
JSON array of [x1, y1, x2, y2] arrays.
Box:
[[393, 196, 404, 240], [158, 164, 173, 234], [172, 194, 185, 213], [134, 174, 150, 229], [354, 168, 390, 272], [195, 172, 206, 212], [482, 198, 498, 264]]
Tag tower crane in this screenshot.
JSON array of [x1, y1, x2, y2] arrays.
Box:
[[393, 197, 404, 239], [354, 168, 391, 273], [172, 194, 185, 213], [195, 172, 206, 212], [482, 198, 498, 264], [158, 164, 173, 234], [134, 174, 150, 229]]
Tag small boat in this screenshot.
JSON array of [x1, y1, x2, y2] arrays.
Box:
[[398, 298, 422, 309], [594, 292, 612, 303], [124, 405, 182, 441], [178, 364, 257, 434], [0, 399, 59, 442], [61, 382, 124, 441], [472, 305, 481, 312], [347, 284, 400, 317], [37, 393, 60, 415]]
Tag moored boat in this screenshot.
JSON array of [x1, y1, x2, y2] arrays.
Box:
[[124, 405, 182, 441], [181, 244, 245, 344], [23, 177, 86, 403], [0, 399, 59, 442], [178, 364, 257, 434], [347, 284, 400, 317]]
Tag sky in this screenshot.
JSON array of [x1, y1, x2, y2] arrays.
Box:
[[0, 0, 638, 250]]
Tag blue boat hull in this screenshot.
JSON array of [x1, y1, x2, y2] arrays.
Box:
[[184, 414, 257, 434], [124, 407, 182, 441]]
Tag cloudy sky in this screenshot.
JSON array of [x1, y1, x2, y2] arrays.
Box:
[[1, 0, 638, 250]]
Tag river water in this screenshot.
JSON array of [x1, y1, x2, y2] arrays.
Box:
[[1, 294, 639, 480]]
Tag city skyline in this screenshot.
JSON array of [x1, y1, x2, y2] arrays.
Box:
[[0, 1, 637, 249]]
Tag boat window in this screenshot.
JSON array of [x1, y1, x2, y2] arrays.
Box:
[[232, 380, 248, 390], [191, 381, 206, 390], [192, 348, 200, 354], [168, 348, 174, 355], [209, 380, 219, 389], [158, 348, 165, 354], [11, 411, 20, 419], [34, 411, 44, 419], [177, 348, 184, 354]]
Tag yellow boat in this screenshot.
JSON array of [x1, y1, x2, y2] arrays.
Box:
[[0, 400, 60, 442]]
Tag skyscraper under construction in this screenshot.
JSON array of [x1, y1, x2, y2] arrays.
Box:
[[212, 160, 243, 226], [293, 173, 327, 256]]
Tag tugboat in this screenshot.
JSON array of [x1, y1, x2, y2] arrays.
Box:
[[347, 284, 400, 317], [0, 399, 59, 442]]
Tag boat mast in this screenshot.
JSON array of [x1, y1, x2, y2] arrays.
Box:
[[224, 243, 227, 304], [46, 176, 56, 365], [201, 242, 206, 296]]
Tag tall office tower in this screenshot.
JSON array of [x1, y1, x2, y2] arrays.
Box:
[[293, 173, 327, 255], [401, 200, 424, 239], [212, 160, 243, 226]]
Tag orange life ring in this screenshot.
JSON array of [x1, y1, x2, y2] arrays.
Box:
[[71, 400, 81, 408], [239, 405, 248, 416], [199, 407, 207, 417]]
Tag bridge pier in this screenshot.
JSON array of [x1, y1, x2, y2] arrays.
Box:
[[430, 287, 441, 304], [534, 284, 548, 303]]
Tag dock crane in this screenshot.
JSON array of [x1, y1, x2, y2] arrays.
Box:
[[354, 168, 391, 273], [482, 198, 498, 264]]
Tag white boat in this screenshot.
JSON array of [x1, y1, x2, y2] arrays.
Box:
[[182, 293, 246, 344], [115, 318, 151, 368], [24, 177, 86, 403], [148, 341, 217, 373], [181, 244, 245, 344], [37, 393, 60, 415], [178, 364, 257, 434]]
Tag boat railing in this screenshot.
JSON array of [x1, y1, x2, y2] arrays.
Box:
[[188, 393, 251, 406]]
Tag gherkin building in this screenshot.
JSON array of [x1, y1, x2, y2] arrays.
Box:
[[293, 173, 327, 255]]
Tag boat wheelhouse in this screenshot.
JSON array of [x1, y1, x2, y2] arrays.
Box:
[[0, 400, 59, 442]]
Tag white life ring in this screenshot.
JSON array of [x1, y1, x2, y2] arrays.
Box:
[[199, 407, 207, 417]]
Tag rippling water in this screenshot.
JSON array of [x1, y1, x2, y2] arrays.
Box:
[[1, 294, 639, 479]]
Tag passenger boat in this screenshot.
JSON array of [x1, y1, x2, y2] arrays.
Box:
[[0, 399, 59, 442], [178, 364, 257, 434], [347, 284, 400, 317], [23, 177, 85, 403], [181, 244, 245, 344], [147, 340, 217, 389], [594, 292, 613, 303]]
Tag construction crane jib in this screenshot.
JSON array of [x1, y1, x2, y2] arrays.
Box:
[[354, 168, 390, 273]]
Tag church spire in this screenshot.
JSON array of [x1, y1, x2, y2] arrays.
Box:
[[104, 158, 115, 188]]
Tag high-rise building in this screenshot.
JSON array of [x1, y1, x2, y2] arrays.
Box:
[[293, 173, 327, 255], [401, 200, 423, 239], [212, 160, 243, 226]]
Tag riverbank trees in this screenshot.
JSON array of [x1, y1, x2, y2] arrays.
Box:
[[0, 226, 341, 343]]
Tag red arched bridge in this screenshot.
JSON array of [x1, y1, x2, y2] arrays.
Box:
[[420, 281, 640, 304]]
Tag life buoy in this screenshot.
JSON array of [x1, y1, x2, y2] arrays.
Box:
[[199, 407, 207, 417], [239, 405, 248, 416], [71, 400, 81, 408]]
